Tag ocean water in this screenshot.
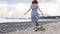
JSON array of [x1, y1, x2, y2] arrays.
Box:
[[0, 18, 60, 23]]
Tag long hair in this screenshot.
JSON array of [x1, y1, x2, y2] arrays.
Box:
[[32, 0, 38, 4]]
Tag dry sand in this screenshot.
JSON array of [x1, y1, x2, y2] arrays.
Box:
[[7, 22, 60, 34]]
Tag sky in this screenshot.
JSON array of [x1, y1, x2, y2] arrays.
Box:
[[0, 0, 60, 18], [0, 0, 31, 3], [0, 0, 56, 4]]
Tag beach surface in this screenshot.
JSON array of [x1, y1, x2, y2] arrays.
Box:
[[0, 21, 60, 34], [7, 21, 60, 34]]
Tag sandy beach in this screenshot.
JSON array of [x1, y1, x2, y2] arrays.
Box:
[[7, 21, 60, 34], [0, 21, 59, 34], [6, 21, 60, 34]]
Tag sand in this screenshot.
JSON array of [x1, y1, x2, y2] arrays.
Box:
[[7, 22, 60, 34]]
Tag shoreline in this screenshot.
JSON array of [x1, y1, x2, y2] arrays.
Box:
[[0, 19, 60, 23]]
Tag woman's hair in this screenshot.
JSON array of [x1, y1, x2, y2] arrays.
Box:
[[32, 0, 38, 4]]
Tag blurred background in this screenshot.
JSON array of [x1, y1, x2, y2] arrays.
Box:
[[0, 0, 60, 19]]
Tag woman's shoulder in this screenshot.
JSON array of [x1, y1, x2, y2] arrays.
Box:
[[30, 4, 39, 7], [31, 4, 38, 6]]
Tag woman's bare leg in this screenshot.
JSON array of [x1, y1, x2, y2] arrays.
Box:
[[33, 23, 36, 28], [32, 22, 39, 28], [35, 21, 39, 26]]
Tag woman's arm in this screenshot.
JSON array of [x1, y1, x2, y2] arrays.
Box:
[[25, 6, 31, 15], [38, 5, 44, 15]]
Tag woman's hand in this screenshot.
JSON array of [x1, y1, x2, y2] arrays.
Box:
[[25, 13, 27, 15], [42, 13, 44, 15], [25, 13, 26, 15]]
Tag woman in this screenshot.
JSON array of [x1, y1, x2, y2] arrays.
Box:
[[25, 0, 44, 30]]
